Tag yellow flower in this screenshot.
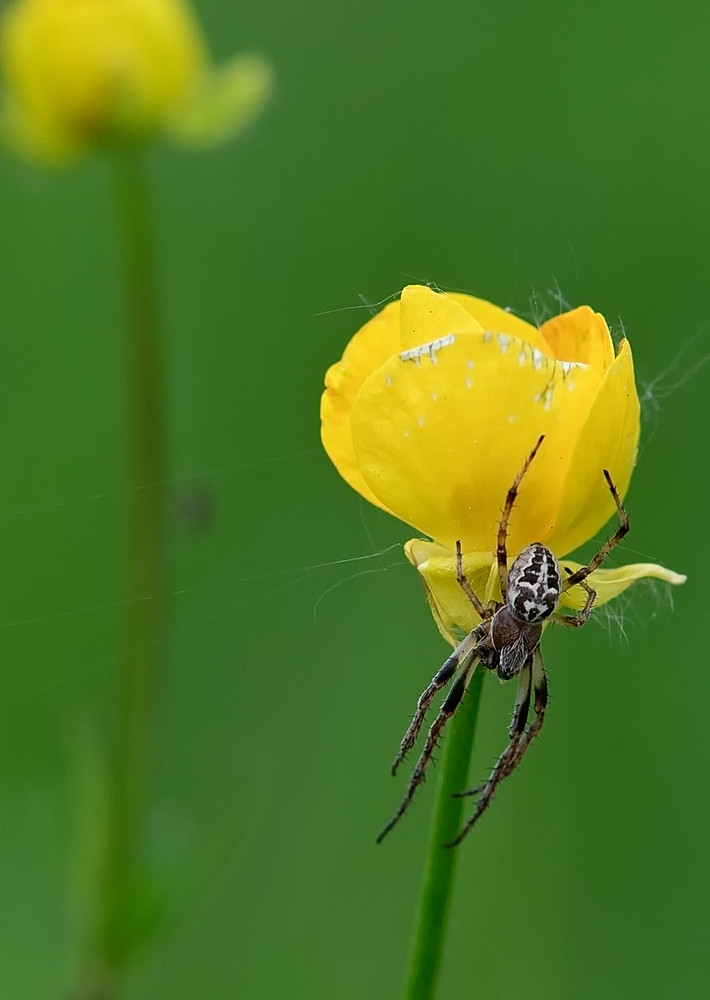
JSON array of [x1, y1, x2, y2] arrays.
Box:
[[321, 285, 685, 645], [0, 0, 273, 162]]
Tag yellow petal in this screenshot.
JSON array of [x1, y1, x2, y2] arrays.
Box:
[[448, 292, 552, 353], [166, 52, 273, 149], [540, 306, 615, 372], [550, 339, 640, 558], [320, 300, 400, 512], [398, 285, 483, 351], [399, 285, 555, 354], [351, 325, 603, 553], [405, 539, 495, 645], [558, 560, 687, 611]]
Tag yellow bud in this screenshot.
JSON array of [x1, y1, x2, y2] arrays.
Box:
[[0, 0, 272, 162]]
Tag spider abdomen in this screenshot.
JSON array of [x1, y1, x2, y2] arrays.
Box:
[[507, 542, 561, 623]]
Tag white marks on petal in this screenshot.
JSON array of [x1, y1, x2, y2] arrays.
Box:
[[465, 377, 473, 389], [399, 333, 456, 366], [566, 379, 575, 392], [466, 359, 474, 371], [483, 331, 492, 344], [384, 373, 393, 386], [431, 391, 438, 401], [508, 413, 516, 423], [532, 348, 544, 370], [518, 349, 527, 366], [559, 359, 587, 374], [417, 415, 426, 428], [496, 333, 511, 353], [403, 429, 410, 438], [533, 384, 555, 411]]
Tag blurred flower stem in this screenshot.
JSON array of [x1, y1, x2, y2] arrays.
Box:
[[403, 669, 486, 1000], [82, 151, 167, 998]]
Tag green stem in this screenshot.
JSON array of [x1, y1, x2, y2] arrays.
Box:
[[79, 151, 166, 999], [403, 668, 486, 1000]]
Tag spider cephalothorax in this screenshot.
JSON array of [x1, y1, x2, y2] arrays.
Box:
[[376, 434, 629, 847]]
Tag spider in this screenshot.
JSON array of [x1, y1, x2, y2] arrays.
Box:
[[376, 434, 629, 847]]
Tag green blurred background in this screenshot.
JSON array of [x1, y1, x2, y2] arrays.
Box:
[[1, 1, 707, 997]]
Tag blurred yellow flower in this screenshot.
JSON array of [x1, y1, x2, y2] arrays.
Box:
[[0, 0, 273, 162], [321, 285, 685, 644]]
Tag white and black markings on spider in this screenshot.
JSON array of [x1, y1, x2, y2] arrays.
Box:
[[376, 434, 630, 848]]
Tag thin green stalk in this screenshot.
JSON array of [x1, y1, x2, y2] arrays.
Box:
[[403, 668, 486, 1000], [78, 151, 166, 999]]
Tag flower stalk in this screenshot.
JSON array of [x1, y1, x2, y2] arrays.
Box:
[[403, 669, 486, 1000], [78, 151, 166, 999]]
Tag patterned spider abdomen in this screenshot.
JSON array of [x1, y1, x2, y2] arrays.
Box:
[[507, 543, 561, 623]]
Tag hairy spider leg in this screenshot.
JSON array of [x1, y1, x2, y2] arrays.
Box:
[[496, 435, 546, 601], [561, 470, 630, 593], [376, 652, 481, 844], [452, 655, 533, 800], [508, 656, 533, 738], [448, 649, 548, 847], [552, 573, 596, 628], [455, 540, 490, 619], [391, 629, 482, 776], [501, 648, 548, 779]]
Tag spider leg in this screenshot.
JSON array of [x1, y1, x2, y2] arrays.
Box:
[[508, 656, 533, 739], [455, 540, 490, 619], [561, 470, 630, 593], [391, 630, 481, 776], [497, 435, 545, 601], [552, 574, 596, 628], [447, 649, 548, 847], [376, 653, 481, 844], [453, 655, 532, 800]]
